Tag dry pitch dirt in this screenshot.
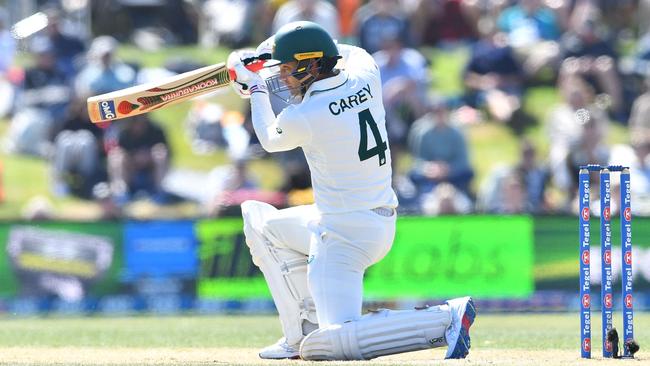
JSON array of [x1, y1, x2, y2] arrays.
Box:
[[0, 347, 646, 366]]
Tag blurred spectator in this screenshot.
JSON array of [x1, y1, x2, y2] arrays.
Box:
[[407, 96, 474, 202], [594, 0, 636, 32], [5, 38, 71, 157], [546, 74, 608, 193], [207, 158, 261, 217], [21, 196, 56, 221], [41, 8, 86, 80], [478, 139, 550, 214], [50, 96, 108, 199], [356, 0, 410, 54], [421, 182, 473, 215], [559, 0, 623, 119], [373, 35, 430, 146], [477, 167, 528, 213], [411, 0, 478, 47], [185, 100, 250, 159], [75, 36, 136, 97], [497, 0, 562, 77], [0, 6, 16, 74], [338, 0, 362, 42], [0, 6, 16, 119], [463, 20, 533, 134], [108, 115, 170, 205], [273, 0, 340, 39], [201, 0, 259, 48], [462, 0, 511, 25], [609, 129, 650, 215], [21, 38, 71, 121], [564, 112, 610, 209], [628, 77, 650, 132]]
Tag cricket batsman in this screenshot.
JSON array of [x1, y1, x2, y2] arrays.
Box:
[[227, 21, 476, 360]]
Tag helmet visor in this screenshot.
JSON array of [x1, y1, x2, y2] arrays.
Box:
[[261, 61, 317, 104]]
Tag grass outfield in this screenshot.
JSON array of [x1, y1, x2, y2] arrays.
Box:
[[0, 313, 647, 365]]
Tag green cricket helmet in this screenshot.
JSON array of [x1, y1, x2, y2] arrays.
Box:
[[264, 21, 341, 103]]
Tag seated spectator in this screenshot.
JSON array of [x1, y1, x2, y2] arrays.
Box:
[[273, 0, 340, 39], [477, 168, 528, 214], [107, 114, 170, 205], [421, 182, 473, 215], [463, 20, 533, 134], [411, 0, 478, 47], [207, 158, 262, 217], [41, 8, 86, 80], [546, 74, 608, 194], [373, 35, 430, 146], [497, 0, 562, 77], [609, 129, 650, 215], [356, 0, 410, 54], [407, 96, 474, 201], [5, 38, 71, 157], [478, 139, 550, 214], [559, 1, 624, 119], [50, 96, 108, 199], [75, 36, 136, 97], [564, 115, 610, 211], [184, 100, 250, 158], [628, 77, 650, 133]]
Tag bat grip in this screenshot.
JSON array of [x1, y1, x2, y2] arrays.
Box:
[[228, 60, 265, 81]]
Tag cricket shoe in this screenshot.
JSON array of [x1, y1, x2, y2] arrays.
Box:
[[258, 337, 300, 359], [444, 296, 476, 359]]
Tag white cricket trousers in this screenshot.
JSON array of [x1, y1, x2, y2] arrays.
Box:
[[308, 206, 396, 327]]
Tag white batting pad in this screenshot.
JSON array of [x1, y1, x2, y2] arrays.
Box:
[[300, 305, 451, 360], [241, 200, 317, 345]]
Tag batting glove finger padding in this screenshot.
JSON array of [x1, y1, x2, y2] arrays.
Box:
[[227, 51, 267, 98]]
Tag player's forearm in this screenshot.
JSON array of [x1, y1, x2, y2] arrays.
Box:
[[249, 92, 277, 151], [250, 92, 296, 152]]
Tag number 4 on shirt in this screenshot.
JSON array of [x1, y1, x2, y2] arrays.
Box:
[[357, 108, 387, 166]]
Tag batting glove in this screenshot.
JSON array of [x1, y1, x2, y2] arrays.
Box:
[[255, 36, 274, 61], [227, 50, 266, 99]]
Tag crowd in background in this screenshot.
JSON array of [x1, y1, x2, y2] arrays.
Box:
[[1, 0, 650, 219]]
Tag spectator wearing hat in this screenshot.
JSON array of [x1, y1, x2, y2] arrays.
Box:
[[74, 36, 136, 97]]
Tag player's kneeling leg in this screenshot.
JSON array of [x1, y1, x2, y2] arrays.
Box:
[[241, 200, 317, 359], [299, 305, 451, 360]]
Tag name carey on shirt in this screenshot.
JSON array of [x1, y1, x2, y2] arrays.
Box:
[[328, 84, 373, 116]]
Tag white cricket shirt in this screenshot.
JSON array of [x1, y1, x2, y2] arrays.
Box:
[[250, 44, 398, 214]]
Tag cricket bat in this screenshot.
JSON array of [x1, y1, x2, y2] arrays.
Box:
[[87, 61, 263, 123]]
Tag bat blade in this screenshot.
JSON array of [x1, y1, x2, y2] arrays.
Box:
[[87, 62, 232, 123]]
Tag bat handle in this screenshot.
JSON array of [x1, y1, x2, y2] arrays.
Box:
[[228, 60, 265, 81]]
